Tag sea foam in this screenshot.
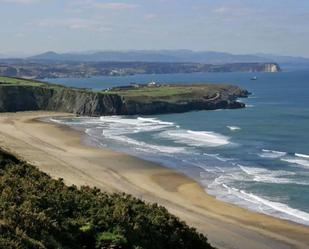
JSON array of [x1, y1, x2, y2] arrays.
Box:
[[258, 149, 287, 159], [295, 153, 309, 159], [159, 129, 230, 147], [281, 158, 309, 169], [238, 165, 300, 184], [227, 126, 241, 131], [223, 187, 309, 225], [205, 180, 309, 225]]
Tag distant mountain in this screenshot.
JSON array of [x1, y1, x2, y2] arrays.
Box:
[[255, 53, 309, 63], [29, 50, 270, 64], [25, 50, 309, 70]]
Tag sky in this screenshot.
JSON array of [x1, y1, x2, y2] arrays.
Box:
[[0, 0, 309, 57]]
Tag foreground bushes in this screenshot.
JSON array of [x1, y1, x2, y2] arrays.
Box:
[[0, 150, 214, 249]]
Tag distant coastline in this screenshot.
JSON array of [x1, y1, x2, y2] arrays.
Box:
[[0, 60, 281, 79]]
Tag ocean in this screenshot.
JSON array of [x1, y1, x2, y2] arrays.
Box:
[[46, 71, 309, 226]]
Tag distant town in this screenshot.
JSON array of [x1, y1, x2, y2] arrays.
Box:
[[0, 59, 280, 79]]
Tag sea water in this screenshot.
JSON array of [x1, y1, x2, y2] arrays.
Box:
[[46, 71, 309, 226]]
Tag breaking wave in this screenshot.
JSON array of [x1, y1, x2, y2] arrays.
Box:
[[219, 185, 309, 225], [238, 165, 301, 184], [227, 126, 241, 131], [258, 149, 287, 159], [158, 129, 231, 147]]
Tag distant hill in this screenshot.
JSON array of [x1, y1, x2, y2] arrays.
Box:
[[29, 50, 271, 64], [19, 50, 309, 70]]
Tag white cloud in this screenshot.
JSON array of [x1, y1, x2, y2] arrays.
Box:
[[0, 0, 43, 4], [33, 18, 112, 32], [212, 5, 252, 17], [145, 13, 158, 20], [15, 32, 25, 37], [94, 2, 139, 10], [69, 1, 139, 12]]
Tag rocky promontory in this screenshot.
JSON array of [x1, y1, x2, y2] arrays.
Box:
[[0, 77, 249, 116]]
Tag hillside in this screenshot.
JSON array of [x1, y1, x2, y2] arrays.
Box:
[[0, 148, 214, 249], [0, 76, 249, 116]]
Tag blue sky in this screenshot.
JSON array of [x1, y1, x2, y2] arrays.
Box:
[[0, 0, 309, 57]]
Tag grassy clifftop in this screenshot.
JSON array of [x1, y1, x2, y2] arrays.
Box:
[[0, 76, 123, 115], [0, 76, 58, 88], [0, 76, 46, 86], [106, 83, 249, 114], [106, 84, 247, 102], [0, 149, 214, 249], [0, 76, 249, 115]]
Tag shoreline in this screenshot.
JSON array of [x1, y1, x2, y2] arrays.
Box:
[[0, 111, 308, 249]]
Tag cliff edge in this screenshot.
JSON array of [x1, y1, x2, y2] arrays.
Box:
[[0, 77, 249, 116]]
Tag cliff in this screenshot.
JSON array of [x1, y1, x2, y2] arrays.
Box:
[[115, 84, 249, 115], [0, 85, 123, 115], [263, 63, 281, 72], [0, 77, 249, 116]]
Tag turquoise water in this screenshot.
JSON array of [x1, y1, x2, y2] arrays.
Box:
[[46, 71, 309, 225]]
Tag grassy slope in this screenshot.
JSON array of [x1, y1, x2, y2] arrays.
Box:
[[105, 84, 238, 104], [0, 76, 47, 87], [0, 76, 237, 99], [0, 76, 93, 93], [0, 149, 214, 249]]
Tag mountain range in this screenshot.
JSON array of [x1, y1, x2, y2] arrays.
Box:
[[28, 50, 271, 63], [1, 50, 308, 70], [26, 50, 309, 70]]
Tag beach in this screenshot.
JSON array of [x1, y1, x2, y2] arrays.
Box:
[[0, 111, 308, 249]]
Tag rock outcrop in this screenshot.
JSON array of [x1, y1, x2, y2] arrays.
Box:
[[0, 85, 124, 115], [263, 63, 281, 72], [121, 86, 248, 115], [0, 82, 249, 116]]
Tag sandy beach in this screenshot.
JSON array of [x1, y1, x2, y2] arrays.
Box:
[[0, 111, 308, 249]]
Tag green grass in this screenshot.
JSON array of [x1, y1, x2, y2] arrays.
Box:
[[105, 84, 231, 100], [0, 76, 93, 93], [0, 76, 236, 101], [0, 76, 47, 87]]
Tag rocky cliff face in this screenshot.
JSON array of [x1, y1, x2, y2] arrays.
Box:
[[0, 85, 124, 115], [121, 86, 248, 115], [0, 84, 248, 116], [263, 63, 281, 72]]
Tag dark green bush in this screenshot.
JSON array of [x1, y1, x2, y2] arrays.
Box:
[[0, 149, 214, 249]]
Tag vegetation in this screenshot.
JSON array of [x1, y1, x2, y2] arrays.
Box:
[[0, 76, 47, 87], [105, 84, 242, 102], [0, 149, 214, 249], [0, 76, 92, 92]]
